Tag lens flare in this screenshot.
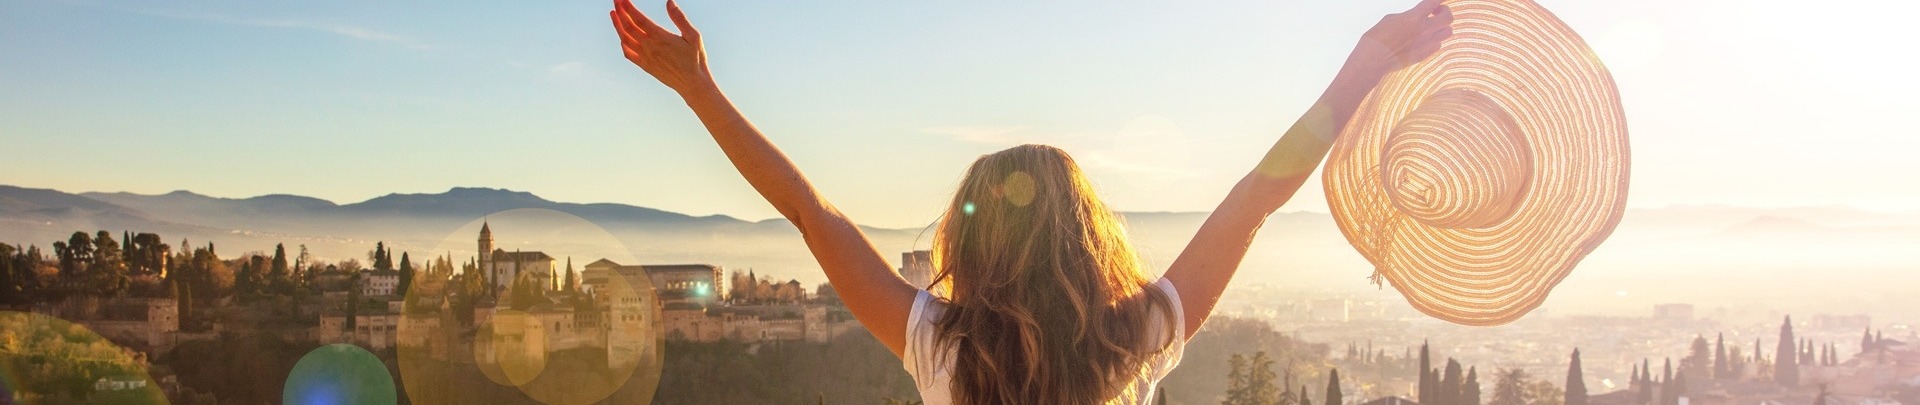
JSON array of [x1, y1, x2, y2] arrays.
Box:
[[1002, 171, 1036, 207], [284, 343, 398, 405]]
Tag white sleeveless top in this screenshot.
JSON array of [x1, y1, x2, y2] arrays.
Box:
[[901, 278, 1188, 405]]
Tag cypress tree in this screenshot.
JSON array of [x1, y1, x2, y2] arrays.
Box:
[[373, 242, 388, 270], [1463, 367, 1481, 405], [1327, 368, 1344, 405], [1776, 316, 1798, 387], [1862, 328, 1874, 355], [1567, 349, 1588, 405], [1443, 359, 1464, 405], [1420, 341, 1434, 405], [1714, 333, 1729, 379], [398, 252, 415, 296], [1637, 359, 1654, 405], [272, 244, 289, 276]]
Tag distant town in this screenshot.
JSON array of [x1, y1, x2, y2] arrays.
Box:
[[0, 223, 890, 403], [0, 224, 1915, 404]]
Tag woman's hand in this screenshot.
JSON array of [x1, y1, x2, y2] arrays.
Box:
[[1344, 0, 1454, 81], [611, 0, 716, 97]]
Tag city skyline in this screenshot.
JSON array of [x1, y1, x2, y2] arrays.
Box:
[[4, 0, 1919, 228]]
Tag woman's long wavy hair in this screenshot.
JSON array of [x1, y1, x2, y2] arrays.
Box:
[[927, 144, 1178, 404]]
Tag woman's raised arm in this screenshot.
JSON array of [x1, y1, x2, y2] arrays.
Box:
[[611, 0, 918, 356], [1162, 0, 1453, 339]]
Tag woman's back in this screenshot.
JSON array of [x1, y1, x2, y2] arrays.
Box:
[[904, 278, 1187, 405], [918, 145, 1183, 404]]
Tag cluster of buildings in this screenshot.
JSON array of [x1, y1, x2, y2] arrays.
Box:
[[316, 223, 864, 370]]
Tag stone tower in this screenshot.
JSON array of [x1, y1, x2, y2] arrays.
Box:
[[478, 221, 495, 277]]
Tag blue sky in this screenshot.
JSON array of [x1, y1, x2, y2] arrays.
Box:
[[3, 0, 1918, 228]]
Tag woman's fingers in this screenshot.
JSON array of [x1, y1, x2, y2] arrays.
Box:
[[612, 3, 649, 41], [613, 0, 642, 35], [1410, 25, 1451, 58], [666, 0, 700, 43], [612, 11, 643, 45], [617, 0, 671, 39], [1409, 0, 1448, 16]]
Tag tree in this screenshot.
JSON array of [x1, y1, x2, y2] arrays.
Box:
[[1326, 368, 1344, 405], [397, 252, 414, 296], [1682, 335, 1711, 381], [1463, 367, 1482, 405], [1443, 359, 1464, 405], [1776, 316, 1799, 387], [1420, 341, 1434, 405], [269, 243, 290, 294], [55, 231, 94, 280], [0, 244, 22, 305], [185, 243, 233, 299], [1526, 380, 1564, 405], [89, 230, 129, 296], [1248, 351, 1280, 405], [1566, 349, 1587, 405], [296, 244, 311, 280], [563, 258, 577, 292], [1713, 333, 1728, 379], [508, 271, 545, 311], [1637, 359, 1654, 405], [1490, 368, 1529, 405], [1862, 328, 1875, 355], [1227, 354, 1250, 405], [371, 242, 393, 271], [235, 256, 264, 299], [126, 233, 169, 276]]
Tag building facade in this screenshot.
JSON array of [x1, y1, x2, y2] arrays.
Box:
[[899, 250, 933, 290], [478, 222, 557, 293]]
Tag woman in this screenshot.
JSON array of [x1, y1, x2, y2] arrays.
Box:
[[610, 1, 1452, 403]]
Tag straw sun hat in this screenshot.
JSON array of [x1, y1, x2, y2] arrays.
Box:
[[1323, 0, 1629, 326]]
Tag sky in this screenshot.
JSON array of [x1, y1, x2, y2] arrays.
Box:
[[3, 0, 1918, 228]]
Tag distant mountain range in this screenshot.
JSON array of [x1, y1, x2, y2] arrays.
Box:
[[5, 184, 1917, 315]]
